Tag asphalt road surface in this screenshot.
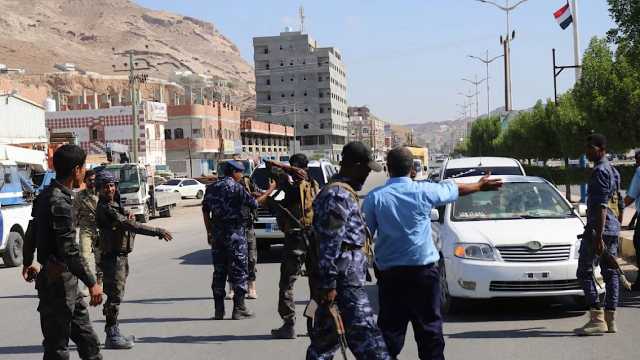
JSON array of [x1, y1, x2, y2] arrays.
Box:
[[1, 172, 639, 359]]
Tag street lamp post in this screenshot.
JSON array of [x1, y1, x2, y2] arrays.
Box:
[[462, 75, 487, 119], [475, 0, 529, 112], [468, 51, 503, 115]]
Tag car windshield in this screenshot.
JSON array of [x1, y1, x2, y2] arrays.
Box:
[[444, 166, 523, 179], [217, 161, 252, 176], [104, 165, 142, 194], [251, 166, 326, 190], [163, 179, 181, 186], [451, 182, 574, 221], [156, 165, 169, 171]]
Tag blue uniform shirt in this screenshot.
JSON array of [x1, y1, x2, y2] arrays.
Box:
[[363, 177, 459, 271], [202, 177, 258, 229], [586, 159, 621, 236], [313, 176, 369, 289], [627, 167, 640, 214]]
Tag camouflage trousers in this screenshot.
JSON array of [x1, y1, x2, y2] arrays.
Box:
[[247, 227, 257, 282], [211, 228, 249, 300], [278, 230, 314, 322], [306, 286, 391, 360], [78, 229, 101, 282], [36, 272, 102, 360], [101, 254, 129, 328]]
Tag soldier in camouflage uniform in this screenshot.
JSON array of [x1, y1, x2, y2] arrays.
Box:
[[74, 169, 100, 283], [95, 171, 173, 349], [22, 145, 104, 360], [202, 160, 275, 320], [307, 142, 391, 360], [269, 154, 320, 339]]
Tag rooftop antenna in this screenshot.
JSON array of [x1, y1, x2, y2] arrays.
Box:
[[299, 5, 305, 33]]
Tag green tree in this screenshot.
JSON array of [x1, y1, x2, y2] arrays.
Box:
[[466, 116, 501, 156], [607, 0, 640, 61], [573, 37, 640, 151]]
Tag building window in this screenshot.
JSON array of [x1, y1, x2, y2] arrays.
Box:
[[264, 48, 269, 54], [164, 129, 172, 139], [290, 77, 294, 82], [155, 124, 161, 139], [281, 76, 284, 82], [279, 45, 283, 50], [281, 93, 285, 98], [303, 124, 310, 129], [290, 93, 294, 97], [91, 129, 98, 140], [266, 63, 270, 70], [304, 91, 307, 96], [175, 128, 184, 139], [280, 61, 284, 67], [318, 76, 322, 82], [304, 108, 309, 112], [318, 135, 326, 145], [192, 128, 201, 138], [266, 79, 271, 85], [267, 94, 271, 100], [320, 123, 324, 129]]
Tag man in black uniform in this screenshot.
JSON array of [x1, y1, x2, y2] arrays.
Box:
[[268, 154, 320, 339], [95, 171, 173, 349], [22, 144, 104, 360]]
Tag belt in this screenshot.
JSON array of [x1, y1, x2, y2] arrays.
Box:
[[341, 242, 362, 251]]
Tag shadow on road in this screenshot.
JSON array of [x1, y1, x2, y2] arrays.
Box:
[[137, 334, 275, 344], [125, 296, 211, 305], [176, 249, 211, 265], [96, 317, 212, 324], [447, 327, 576, 339], [0, 345, 42, 355], [444, 297, 586, 323], [0, 294, 36, 300]]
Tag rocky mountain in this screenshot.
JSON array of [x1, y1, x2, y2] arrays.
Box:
[[0, 0, 255, 106], [404, 119, 471, 153]]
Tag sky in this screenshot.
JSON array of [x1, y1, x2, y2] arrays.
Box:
[[134, 0, 616, 124]]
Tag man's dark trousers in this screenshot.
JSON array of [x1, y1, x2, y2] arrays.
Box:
[[377, 264, 444, 360], [635, 217, 640, 269]]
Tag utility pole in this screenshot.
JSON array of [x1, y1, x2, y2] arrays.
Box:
[[468, 51, 503, 115], [552, 48, 581, 202], [112, 47, 155, 164], [476, 0, 529, 111], [462, 75, 487, 119], [571, 0, 581, 80], [299, 5, 305, 33]]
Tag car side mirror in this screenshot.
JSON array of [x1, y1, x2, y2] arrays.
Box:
[[575, 204, 587, 217], [179, 184, 183, 187], [430, 208, 440, 222]]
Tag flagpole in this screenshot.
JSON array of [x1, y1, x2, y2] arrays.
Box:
[[571, 0, 581, 80]]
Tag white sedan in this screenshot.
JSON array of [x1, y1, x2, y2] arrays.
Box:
[[432, 175, 600, 314], [155, 178, 206, 199]]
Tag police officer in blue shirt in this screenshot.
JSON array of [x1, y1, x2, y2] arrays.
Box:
[[202, 160, 275, 320], [363, 146, 502, 360], [575, 134, 622, 335], [623, 150, 640, 291]]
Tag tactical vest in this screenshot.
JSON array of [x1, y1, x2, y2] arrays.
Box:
[[280, 179, 319, 232], [241, 176, 258, 225], [327, 182, 374, 262], [98, 202, 136, 255]]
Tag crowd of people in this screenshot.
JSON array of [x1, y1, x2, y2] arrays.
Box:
[[19, 133, 638, 359]]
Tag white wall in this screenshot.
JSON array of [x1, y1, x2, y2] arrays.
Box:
[[0, 96, 47, 144]]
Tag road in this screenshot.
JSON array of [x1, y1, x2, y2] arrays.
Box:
[[1, 172, 639, 359]]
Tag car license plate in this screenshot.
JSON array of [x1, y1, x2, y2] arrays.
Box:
[[524, 272, 550, 280]]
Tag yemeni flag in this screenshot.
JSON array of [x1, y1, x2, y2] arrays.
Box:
[[554, 2, 573, 30]]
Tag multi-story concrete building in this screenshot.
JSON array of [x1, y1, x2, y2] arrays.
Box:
[[240, 116, 294, 160], [347, 106, 385, 158], [253, 29, 348, 161], [384, 123, 410, 150], [165, 101, 241, 176], [45, 101, 168, 166]]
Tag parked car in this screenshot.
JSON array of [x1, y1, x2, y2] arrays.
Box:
[[250, 159, 336, 253], [432, 175, 598, 314], [155, 178, 206, 199], [440, 157, 525, 180]]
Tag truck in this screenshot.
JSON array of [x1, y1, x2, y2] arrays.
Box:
[[0, 145, 47, 267], [406, 146, 429, 180], [97, 163, 180, 223]]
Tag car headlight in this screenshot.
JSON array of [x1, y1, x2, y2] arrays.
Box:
[[454, 243, 496, 261], [574, 238, 581, 259]]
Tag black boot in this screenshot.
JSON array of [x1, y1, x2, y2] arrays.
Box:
[[213, 297, 225, 320], [232, 291, 255, 320], [271, 320, 296, 339], [104, 324, 135, 350]]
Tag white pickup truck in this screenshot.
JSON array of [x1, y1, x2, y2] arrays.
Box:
[[98, 163, 180, 222], [0, 145, 46, 267]]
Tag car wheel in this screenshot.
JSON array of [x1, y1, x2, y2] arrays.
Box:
[[196, 190, 204, 199], [159, 206, 172, 218], [136, 204, 150, 223], [439, 260, 460, 315], [2, 231, 24, 267]]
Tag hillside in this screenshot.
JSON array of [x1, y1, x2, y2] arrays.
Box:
[[0, 0, 255, 106]]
